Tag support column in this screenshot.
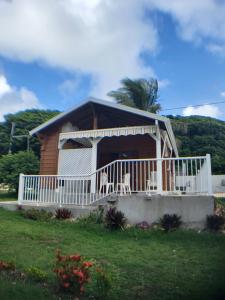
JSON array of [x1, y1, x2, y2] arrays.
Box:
[[90, 138, 101, 193], [155, 120, 163, 194]]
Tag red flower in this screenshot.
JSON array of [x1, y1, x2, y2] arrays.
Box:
[[73, 270, 84, 279], [69, 255, 81, 261], [63, 282, 70, 288], [62, 274, 69, 280], [83, 261, 93, 268]]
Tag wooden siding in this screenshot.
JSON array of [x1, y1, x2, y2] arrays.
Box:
[[97, 135, 156, 168], [38, 129, 60, 175]]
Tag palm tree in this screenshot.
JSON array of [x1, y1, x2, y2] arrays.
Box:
[[108, 78, 161, 113]]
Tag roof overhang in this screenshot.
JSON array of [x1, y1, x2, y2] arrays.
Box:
[[30, 97, 178, 156]]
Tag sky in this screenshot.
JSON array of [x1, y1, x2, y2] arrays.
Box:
[[0, 0, 225, 121]]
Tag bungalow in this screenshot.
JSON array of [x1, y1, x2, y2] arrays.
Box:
[[18, 97, 212, 208]]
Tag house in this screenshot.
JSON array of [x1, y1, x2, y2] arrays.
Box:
[[18, 97, 214, 227]]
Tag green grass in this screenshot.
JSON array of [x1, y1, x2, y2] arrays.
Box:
[[0, 208, 225, 300], [0, 191, 17, 202]]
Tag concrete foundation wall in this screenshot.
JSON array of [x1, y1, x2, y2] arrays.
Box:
[[212, 175, 225, 193], [116, 195, 214, 229]]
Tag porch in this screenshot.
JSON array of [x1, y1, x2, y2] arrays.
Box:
[[18, 155, 212, 206]]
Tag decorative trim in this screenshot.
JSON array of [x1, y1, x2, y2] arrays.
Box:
[[58, 125, 156, 149]]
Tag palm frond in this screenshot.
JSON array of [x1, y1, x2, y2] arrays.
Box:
[[108, 77, 160, 113]]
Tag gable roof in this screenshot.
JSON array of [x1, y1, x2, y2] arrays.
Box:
[[30, 97, 178, 156]]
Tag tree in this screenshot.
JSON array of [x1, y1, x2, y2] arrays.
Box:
[[108, 78, 161, 113], [0, 109, 59, 158], [0, 151, 39, 191], [169, 115, 225, 174]]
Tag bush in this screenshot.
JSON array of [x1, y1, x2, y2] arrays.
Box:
[[206, 215, 225, 231], [0, 151, 39, 192], [21, 208, 53, 221], [105, 207, 126, 230], [77, 207, 104, 226], [26, 266, 47, 282], [160, 214, 182, 232], [54, 250, 93, 296], [55, 208, 72, 220]]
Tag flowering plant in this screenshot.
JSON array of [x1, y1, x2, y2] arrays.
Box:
[[54, 250, 93, 296]]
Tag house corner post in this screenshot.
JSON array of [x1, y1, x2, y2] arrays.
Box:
[[90, 138, 99, 194], [18, 173, 24, 205], [155, 121, 163, 194], [206, 154, 213, 195]]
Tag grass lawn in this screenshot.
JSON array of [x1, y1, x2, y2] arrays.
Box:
[[0, 208, 225, 300], [0, 191, 17, 202]]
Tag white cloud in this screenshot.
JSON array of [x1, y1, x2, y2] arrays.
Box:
[[0, 0, 224, 99], [0, 0, 158, 97], [220, 91, 225, 97], [0, 75, 42, 121], [149, 0, 225, 54], [158, 79, 170, 89], [0, 74, 11, 96], [182, 104, 222, 118], [207, 43, 225, 56], [58, 77, 82, 97]]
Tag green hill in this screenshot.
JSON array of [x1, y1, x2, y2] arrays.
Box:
[[169, 115, 225, 174]]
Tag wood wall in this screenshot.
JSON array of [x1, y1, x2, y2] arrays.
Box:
[[97, 135, 156, 168], [38, 128, 60, 175]]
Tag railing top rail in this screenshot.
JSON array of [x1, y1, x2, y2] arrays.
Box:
[[115, 156, 207, 162], [22, 155, 208, 178]]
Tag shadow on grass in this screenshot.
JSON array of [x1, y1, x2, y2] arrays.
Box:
[[0, 191, 17, 202]]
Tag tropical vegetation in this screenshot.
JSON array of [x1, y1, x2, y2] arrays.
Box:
[[108, 77, 161, 113], [0, 208, 225, 300]]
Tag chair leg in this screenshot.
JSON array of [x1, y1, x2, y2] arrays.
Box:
[[128, 185, 131, 195], [99, 184, 103, 194]]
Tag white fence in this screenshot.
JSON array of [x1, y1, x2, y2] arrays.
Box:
[[18, 155, 212, 206]]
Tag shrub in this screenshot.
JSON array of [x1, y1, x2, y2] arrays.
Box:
[[206, 215, 224, 231], [105, 207, 126, 230], [54, 250, 93, 296], [55, 208, 72, 220], [160, 214, 182, 232], [0, 151, 39, 192], [90, 206, 104, 224], [26, 266, 47, 282], [77, 206, 104, 226], [21, 208, 53, 221]]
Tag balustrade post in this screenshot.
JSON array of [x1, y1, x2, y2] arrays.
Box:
[[18, 173, 24, 205], [206, 154, 213, 195], [155, 121, 163, 194]]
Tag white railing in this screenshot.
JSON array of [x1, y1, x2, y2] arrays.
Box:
[[18, 155, 212, 206]]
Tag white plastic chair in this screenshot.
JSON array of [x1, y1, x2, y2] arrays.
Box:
[[146, 171, 157, 194], [116, 173, 131, 195], [99, 172, 114, 195]]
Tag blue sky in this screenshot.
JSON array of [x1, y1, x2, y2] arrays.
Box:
[[0, 0, 225, 121]]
